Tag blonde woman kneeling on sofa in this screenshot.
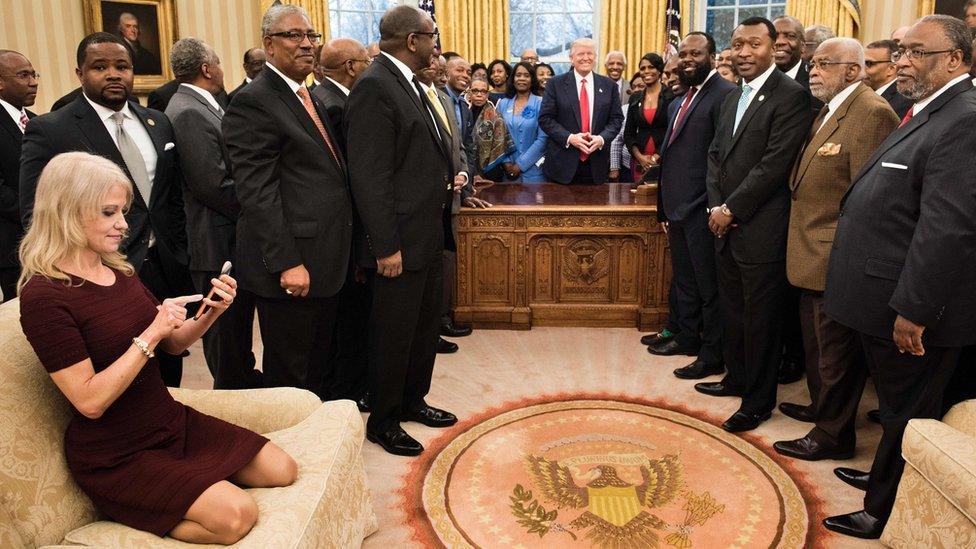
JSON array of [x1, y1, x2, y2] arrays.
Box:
[[18, 152, 297, 544]]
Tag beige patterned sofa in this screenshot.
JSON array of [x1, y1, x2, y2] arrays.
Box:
[[0, 299, 378, 548], [882, 399, 976, 547]]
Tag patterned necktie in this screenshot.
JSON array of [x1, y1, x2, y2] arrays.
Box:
[[668, 86, 698, 145], [898, 106, 914, 128], [18, 110, 28, 133], [579, 78, 590, 161], [296, 87, 341, 169], [733, 84, 753, 134], [111, 111, 153, 206], [425, 87, 452, 136]]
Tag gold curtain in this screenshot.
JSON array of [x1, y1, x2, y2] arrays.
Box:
[[917, 0, 936, 17], [258, 0, 331, 40], [434, 0, 509, 63], [599, 0, 667, 74], [786, 0, 860, 38]]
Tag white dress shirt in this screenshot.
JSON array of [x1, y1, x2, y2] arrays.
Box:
[[83, 92, 157, 184], [785, 60, 802, 80], [0, 98, 27, 132], [740, 62, 778, 111], [912, 74, 972, 115], [817, 81, 861, 132], [381, 51, 419, 98], [875, 79, 896, 97], [179, 83, 222, 114], [324, 76, 351, 96], [265, 61, 306, 97]]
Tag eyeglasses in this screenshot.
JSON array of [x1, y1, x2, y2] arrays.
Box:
[[0, 71, 40, 81], [342, 57, 372, 66], [467, 89, 488, 95], [809, 60, 857, 71], [266, 31, 322, 44], [891, 48, 958, 62], [863, 59, 892, 68], [411, 30, 440, 40]]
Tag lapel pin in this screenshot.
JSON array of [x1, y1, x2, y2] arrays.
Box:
[[598, 88, 603, 93], [758, 95, 765, 102], [147, 118, 156, 126]]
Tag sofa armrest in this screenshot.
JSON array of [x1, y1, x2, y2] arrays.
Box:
[[168, 387, 322, 434], [902, 418, 976, 524], [942, 399, 976, 439]]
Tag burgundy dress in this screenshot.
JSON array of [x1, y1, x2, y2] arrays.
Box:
[[19, 270, 268, 537]]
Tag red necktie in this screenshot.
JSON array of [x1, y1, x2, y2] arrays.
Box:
[[579, 78, 590, 161], [668, 86, 698, 145], [898, 106, 914, 128], [296, 87, 342, 169]]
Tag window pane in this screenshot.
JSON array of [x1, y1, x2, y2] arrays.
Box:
[[510, 0, 535, 13], [567, 12, 594, 41], [738, 6, 769, 21], [737, 0, 768, 5], [535, 13, 568, 57], [510, 14, 533, 58], [708, 0, 737, 6], [707, 9, 737, 50], [769, 5, 787, 19]]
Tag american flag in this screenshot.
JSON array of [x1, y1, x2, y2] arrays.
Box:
[[663, 0, 681, 62], [418, 0, 441, 50]]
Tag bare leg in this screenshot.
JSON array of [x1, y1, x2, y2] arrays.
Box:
[[231, 442, 299, 488], [169, 481, 258, 545]]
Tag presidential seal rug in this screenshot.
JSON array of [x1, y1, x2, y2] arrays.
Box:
[[403, 395, 821, 549]]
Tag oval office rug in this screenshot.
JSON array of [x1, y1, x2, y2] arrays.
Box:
[[402, 395, 821, 549]]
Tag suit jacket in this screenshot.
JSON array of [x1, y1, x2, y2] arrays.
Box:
[[539, 71, 624, 184], [786, 83, 898, 291], [623, 87, 675, 161], [658, 73, 737, 223], [445, 86, 477, 176], [149, 79, 227, 112], [19, 95, 191, 290], [881, 82, 913, 119], [311, 78, 348, 151], [615, 77, 631, 105], [0, 108, 35, 268], [438, 87, 471, 212], [164, 85, 240, 273], [222, 68, 352, 299], [496, 94, 547, 182], [706, 68, 812, 263], [226, 79, 248, 104], [824, 79, 976, 346], [345, 54, 454, 270]]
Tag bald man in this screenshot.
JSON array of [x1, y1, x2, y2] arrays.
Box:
[[890, 25, 910, 44], [117, 12, 161, 74], [313, 37, 370, 140]]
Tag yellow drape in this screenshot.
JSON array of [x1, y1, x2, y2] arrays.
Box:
[[434, 0, 509, 64], [917, 1, 935, 17], [259, 0, 331, 41], [599, 0, 692, 74], [786, 0, 860, 38]]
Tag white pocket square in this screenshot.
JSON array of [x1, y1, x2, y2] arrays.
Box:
[[164, 142, 175, 151], [881, 161, 907, 170]]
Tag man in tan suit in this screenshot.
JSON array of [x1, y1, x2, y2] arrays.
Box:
[[773, 38, 898, 461]]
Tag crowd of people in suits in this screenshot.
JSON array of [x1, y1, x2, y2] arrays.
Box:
[[2, 1, 976, 543]]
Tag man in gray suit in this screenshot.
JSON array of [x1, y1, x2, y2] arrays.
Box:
[[165, 38, 259, 390]]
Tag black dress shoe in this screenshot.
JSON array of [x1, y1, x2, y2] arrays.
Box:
[[356, 392, 370, 413], [773, 435, 854, 461], [694, 381, 741, 397], [366, 426, 424, 456], [648, 339, 699, 356], [440, 321, 473, 338], [834, 467, 870, 491], [822, 510, 883, 539], [867, 409, 881, 424], [436, 337, 459, 354], [722, 410, 772, 432], [403, 405, 458, 428], [777, 359, 805, 384], [778, 402, 816, 423], [640, 330, 675, 346], [673, 360, 724, 380]]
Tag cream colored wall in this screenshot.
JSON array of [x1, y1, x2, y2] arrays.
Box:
[[0, 0, 263, 113], [859, 0, 925, 43]]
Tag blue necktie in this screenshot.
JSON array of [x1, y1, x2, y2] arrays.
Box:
[[733, 83, 753, 134]]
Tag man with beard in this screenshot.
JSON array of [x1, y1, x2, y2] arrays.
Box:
[[772, 38, 898, 460], [658, 32, 737, 382], [822, 15, 976, 539]]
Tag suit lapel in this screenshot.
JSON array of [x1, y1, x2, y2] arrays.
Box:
[[793, 84, 868, 188], [725, 70, 782, 159], [129, 101, 169, 208], [671, 76, 716, 144], [565, 73, 582, 130], [70, 98, 133, 183], [180, 87, 223, 122], [375, 55, 449, 163]]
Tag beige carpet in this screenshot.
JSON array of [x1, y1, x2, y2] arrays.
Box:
[[182, 326, 884, 548]]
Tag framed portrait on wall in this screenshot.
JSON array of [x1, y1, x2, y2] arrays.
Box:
[[83, 0, 176, 92]]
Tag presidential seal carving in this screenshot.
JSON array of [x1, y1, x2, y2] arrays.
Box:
[[562, 239, 609, 286]]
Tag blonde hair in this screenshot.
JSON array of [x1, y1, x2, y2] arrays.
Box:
[[17, 152, 135, 294]]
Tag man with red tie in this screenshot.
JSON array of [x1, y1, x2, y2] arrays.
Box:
[[539, 38, 624, 184]]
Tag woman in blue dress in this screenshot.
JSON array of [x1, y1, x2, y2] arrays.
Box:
[[495, 61, 547, 183]]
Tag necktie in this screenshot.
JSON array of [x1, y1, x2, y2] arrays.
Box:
[[668, 86, 698, 145], [733, 84, 752, 134], [296, 87, 342, 169], [18, 110, 28, 133], [809, 106, 828, 140], [579, 78, 590, 161], [898, 106, 914, 128], [425, 87, 452, 136], [112, 112, 153, 206]]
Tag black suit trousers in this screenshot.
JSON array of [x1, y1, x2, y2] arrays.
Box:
[[667, 215, 721, 362], [860, 333, 960, 521], [254, 294, 337, 391], [191, 270, 258, 390], [367, 254, 443, 433], [717, 246, 786, 414], [139, 249, 183, 387], [324, 270, 372, 401]]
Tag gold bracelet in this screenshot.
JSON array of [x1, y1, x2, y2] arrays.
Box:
[[132, 337, 155, 358]]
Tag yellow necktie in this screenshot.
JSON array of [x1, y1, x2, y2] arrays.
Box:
[[425, 87, 452, 136]]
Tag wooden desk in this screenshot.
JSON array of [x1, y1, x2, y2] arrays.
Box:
[[454, 183, 671, 330]]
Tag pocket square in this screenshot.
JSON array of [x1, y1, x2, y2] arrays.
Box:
[[164, 142, 175, 151], [881, 161, 908, 170], [817, 143, 841, 156]]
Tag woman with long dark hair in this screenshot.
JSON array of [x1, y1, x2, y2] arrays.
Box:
[[486, 59, 511, 102], [624, 53, 674, 181]]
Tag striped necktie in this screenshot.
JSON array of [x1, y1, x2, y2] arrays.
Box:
[[296, 87, 342, 169]]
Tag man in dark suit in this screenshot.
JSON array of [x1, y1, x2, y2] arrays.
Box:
[[444, 55, 478, 182], [226, 47, 266, 104], [223, 5, 352, 395], [346, 5, 460, 456], [0, 50, 37, 301], [117, 12, 161, 75], [148, 78, 228, 112], [20, 32, 193, 385], [164, 37, 259, 390], [657, 33, 737, 381], [864, 40, 913, 119], [539, 38, 624, 184], [822, 16, 976, 539], [312, 37, 369, 142], [696, 17, 812, 432]]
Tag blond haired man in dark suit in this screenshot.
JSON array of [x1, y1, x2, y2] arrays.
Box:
[[773, 38, 898, 461]]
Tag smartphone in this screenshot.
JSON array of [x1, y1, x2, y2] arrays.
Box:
[[193, 261, 232, 320]]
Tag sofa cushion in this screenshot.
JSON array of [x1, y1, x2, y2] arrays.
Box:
[[942, 400, 976, 439], [62, 400, 376, 547], [900, 418, 976, 524]]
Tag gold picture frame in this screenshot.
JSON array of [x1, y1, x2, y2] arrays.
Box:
[[83, 0, 177, 93]]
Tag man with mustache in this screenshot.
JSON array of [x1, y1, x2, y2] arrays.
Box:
[[863, 39, 913, 119], [822, 15, 976, 539]]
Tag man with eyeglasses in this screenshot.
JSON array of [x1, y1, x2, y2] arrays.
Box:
[[227, 47, 266, 104], [223, 4, 353, 397], [802, 25, 834, 68], [520, 48, 539, 66], [313, 37, 370, 140], [863, 40, 912, 118], [0, 50, 37, 301], [822, 15, 976, 539]]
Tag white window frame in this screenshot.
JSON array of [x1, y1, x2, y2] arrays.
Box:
[[699, 0, 787, 50], [329, 0, 395, 45]]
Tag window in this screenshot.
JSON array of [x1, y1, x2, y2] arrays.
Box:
[[329, 0, 395, 46], [509, 0, 597, 74], [703, 0, 786, 51]]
